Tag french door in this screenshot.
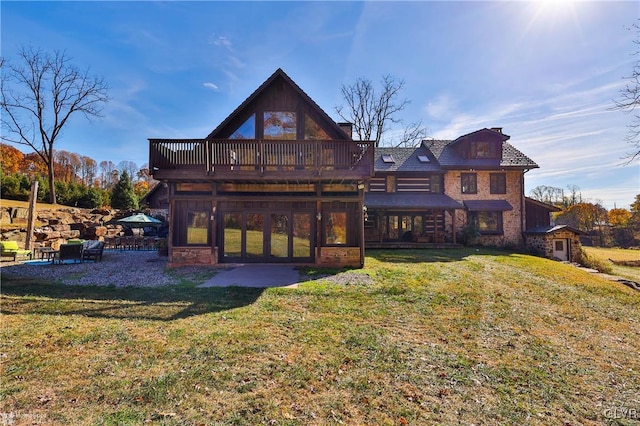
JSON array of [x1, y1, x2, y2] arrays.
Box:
[[221, 210, 313, 263]]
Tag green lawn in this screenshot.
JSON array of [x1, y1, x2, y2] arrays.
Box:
[[1, 248, 639, 425], [583, 246, 640, 283]]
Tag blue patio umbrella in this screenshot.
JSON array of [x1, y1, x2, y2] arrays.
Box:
[[116, 213, 163, 227]]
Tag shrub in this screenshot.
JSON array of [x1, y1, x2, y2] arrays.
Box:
[[578, 248, 613, 274], [458, 222, 480, 246], [0, 172, 30, 200]]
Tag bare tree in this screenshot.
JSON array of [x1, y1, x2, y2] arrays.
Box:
[[118, 160, 138, 181], [1, 46, 109, 203], [613, 21, 640, 162], [335, 75, 427, 147], [529, 185, 564, 206], [99, 160, 116, 189], [80, 155, 97, 186]]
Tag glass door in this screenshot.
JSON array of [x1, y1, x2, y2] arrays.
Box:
[[270, 213, 289, 260], [246, 213, 265, 258], [223, 213, 242, 260], [292, 213, 312, 259], [221, 210, 314, 263]]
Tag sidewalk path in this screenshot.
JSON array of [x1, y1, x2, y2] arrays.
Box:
[[198, 265, 301, 288]]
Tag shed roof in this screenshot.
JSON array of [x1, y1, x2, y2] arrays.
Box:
[[523, 225, 585, 235], [365, 193, 464, 210], [525, 197, 562, 212], [464, 200, 514, 211]]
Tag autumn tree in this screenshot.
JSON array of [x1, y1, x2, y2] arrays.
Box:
[[608, 208, 632, 227], [613, 20, 640, 162], [630, 194, 640, 231], [0, 143, 24, 174], [133, 180, 149, 199], [556, 202, 608, 245], [20, 152, 48, 179], [1, 46, 109, 203], [54, 150, 81, 183], [335, 75, 427, 147]]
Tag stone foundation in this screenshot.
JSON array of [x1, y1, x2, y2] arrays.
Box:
[[169, 246, 218, 267], [317, 247, 362, 268]]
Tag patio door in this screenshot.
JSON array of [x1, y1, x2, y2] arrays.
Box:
[[221, 210, 313, 263]]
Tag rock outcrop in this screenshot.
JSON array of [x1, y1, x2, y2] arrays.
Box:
[[0, 206, 130, 249]]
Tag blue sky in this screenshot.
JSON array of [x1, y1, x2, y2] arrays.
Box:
[[2, 1, 638, 209]]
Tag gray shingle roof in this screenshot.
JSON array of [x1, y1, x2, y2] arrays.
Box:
[[373, 146, 442, 172], [423, 139, 538, 169]]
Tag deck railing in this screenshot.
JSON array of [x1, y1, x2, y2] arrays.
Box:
[[150, 139, 374, 179]]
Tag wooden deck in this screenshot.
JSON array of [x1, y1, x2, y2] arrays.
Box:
[[149, 138, 374, 182]]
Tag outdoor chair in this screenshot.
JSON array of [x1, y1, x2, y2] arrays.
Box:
[[0, 241, 32, 261], [82, 240, 105, 262], [57, 243, 83, 264]]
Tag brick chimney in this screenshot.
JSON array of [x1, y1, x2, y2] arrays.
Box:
[[338, 122, 353, 138]]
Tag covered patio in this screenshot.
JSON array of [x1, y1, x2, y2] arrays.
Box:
[[363, 193, 464, 248]]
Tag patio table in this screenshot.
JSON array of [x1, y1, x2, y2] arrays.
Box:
[[38, 247, 59, 262]]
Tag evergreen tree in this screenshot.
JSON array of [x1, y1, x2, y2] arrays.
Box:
[[110, 171, 138, 210]]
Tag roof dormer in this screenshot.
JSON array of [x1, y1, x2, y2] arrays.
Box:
[[450, 128, 509, 160]]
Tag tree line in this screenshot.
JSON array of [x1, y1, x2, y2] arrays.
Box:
[[529, 184, 640, 247], [0, 142, 152, 210]]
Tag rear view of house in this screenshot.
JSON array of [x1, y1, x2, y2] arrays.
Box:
[[149, 69, 549, 267], [149, 69, 374, 267]]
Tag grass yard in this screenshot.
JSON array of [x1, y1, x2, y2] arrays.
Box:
[[1, 248, 639, 425], [583, 246, 640, 283]]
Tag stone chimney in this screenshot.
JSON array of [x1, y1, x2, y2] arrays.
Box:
[[490, 127, 503, 134], [338, 122, 353, 138]]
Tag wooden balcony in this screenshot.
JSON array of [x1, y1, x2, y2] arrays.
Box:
[[149, 139, 374, 182]]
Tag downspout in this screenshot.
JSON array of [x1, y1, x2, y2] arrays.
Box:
[[360, 187, 365, 268], [521, 169, 529, 246]]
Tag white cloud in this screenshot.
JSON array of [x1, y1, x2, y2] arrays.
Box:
[[212, 35, 232, 49], [203, 82, 219, 91], [425, 94, 457, 120]]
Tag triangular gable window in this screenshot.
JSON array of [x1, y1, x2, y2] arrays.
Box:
[[230, 114, 255, 139], [304, 115, 330, 140]]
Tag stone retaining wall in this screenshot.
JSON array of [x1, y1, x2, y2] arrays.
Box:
[[0, 206, 147, 249]]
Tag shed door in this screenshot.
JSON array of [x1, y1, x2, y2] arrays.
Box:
[[553, 239, 568, 261]]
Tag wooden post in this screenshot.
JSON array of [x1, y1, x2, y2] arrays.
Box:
[[451, 209, 457, 244], [25, 180, 38, 251], [359, 194, 365, 268]]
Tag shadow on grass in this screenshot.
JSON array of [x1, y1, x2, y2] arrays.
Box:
[[366, 247, 515, 263], [1, 276, 264, 321]]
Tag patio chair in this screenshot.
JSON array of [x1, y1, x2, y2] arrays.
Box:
[[57, 243, 83, 264], [0, 241, 32, 261], [82, 240, 105, 262]]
